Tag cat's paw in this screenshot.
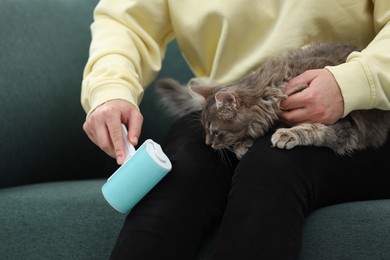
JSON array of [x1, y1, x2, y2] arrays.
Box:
[[234, 146, 249, 160], [235, 148, 247, 160], [271, 128, 299, 150], [234, 140, 253, 159]]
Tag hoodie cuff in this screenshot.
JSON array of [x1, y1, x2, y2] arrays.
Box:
[[326, 60, 374, 117]]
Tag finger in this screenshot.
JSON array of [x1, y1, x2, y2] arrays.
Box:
[[128, 111, 143, 146], [85, 113, 116, 158], [285, 70, 316, 92], [279, 108, 310, 126], [285, 77, 307, 93], [280, 93, 305, 111], [285, 84, 308, 96], [93, 122, 116, 159], [83, 121, 97, 145], [106, 117, 126, 165]]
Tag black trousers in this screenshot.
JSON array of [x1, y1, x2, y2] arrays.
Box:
[[110, 112, 390, 260]]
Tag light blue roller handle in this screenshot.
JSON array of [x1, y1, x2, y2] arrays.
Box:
[[102, 125, 172, 213]]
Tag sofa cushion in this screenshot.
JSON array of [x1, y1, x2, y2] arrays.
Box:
[[0, 179, 125, 259], [2, 180, 390, 259], [300, 199, 390, 259]]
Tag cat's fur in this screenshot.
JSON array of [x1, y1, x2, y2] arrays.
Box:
[[156, 42, 390, 159]]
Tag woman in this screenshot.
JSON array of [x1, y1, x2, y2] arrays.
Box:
[[81, 0, 390, 259]]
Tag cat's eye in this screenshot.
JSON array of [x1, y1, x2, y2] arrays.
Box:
[[213, 130, 224, 139], [209, 128, 219, 137]]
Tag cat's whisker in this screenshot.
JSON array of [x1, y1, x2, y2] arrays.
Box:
[[222, 148, 234, 166], [224, 145, 235, 153], [216, 148, 230, 166], [215, 149, 224, 164]]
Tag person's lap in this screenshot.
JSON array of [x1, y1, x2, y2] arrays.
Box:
[[110, 113, 390, 259], [215, 126, 390, 259]]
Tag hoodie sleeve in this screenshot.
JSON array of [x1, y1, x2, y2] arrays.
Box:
[[326, 0, 390, 116], [81, 0, 174, 116]]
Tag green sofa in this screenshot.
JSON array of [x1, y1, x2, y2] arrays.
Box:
[[1, 0, 390, 259]]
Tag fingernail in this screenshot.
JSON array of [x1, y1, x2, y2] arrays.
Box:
[[116, 156, 123, 165], [131, 136, 139, 146]]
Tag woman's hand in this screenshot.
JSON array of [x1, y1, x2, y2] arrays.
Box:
[[83, 99, 143, 165], [280, 69, 344, 125]]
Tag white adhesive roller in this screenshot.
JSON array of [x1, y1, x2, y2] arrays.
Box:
[[102, 124, 172, 213]]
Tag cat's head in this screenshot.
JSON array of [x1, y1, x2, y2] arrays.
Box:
[[190, 80, 284, 151]]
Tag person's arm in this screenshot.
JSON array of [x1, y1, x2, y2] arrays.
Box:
[[281, 1, 390, 125], [82, 0, 173, 115], [81, 0, 173, 164]]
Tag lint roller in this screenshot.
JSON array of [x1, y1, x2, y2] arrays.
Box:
[[102, 124, 172, 213]]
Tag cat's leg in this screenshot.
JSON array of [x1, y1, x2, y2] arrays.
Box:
[[271, 121, 359, 155], [234, 139, 254, 159], [271, 123, 326, 149]]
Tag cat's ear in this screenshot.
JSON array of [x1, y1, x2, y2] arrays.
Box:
[[189, 85, 217, 100], [215, 92, 237, 110]]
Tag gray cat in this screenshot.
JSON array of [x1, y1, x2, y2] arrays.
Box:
[[156, 42, 390, 159]]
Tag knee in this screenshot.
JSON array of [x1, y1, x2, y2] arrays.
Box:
[[234, 145, 296, 188], [231, 142, 316, 214]]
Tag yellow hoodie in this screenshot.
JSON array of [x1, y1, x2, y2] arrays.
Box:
[[81, 0, 390, 118]]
